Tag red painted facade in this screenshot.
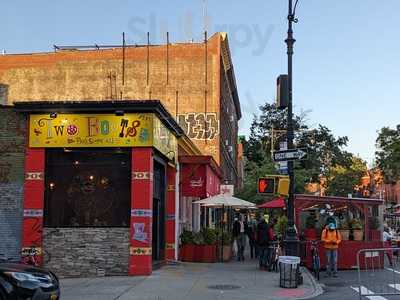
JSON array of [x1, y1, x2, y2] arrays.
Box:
[[129, 148, 153, 276], [21, 148, 45, 265]]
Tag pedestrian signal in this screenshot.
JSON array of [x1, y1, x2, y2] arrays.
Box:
[[277, 177, 290, 196], [258, 177, 275, 194]]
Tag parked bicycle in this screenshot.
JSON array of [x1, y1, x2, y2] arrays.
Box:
[[310, 240, 320, 280], [268, 241, 282, 272]]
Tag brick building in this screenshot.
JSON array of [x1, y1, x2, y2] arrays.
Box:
[[0, 32, 241, 187], [0, 32, 240, 277]]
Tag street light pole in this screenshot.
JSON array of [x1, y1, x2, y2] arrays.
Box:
[[284, 0, 299, 256]]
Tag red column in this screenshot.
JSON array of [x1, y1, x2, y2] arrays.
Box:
[[22, 148, 45, 265], [129, 148, 153, 276], [165, 165, 176, 260]]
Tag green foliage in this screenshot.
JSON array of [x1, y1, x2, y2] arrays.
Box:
[[376, 126, 400, 183], [201, 228, 218, 245], [274, 215, 288, 235], [216, 228, 232, 245], [180, 229, 194, 245], [339, 219, 349, 230], [369, 216, 380, 230], [234, 157, 276, 203], [305, 215, 316, 229], [192, 231, 205, 245], [242, 102, 353, 196], [325, 156, 367, 197], [350, 218, 363, 230]]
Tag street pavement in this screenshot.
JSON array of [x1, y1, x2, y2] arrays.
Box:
[[313, 264, 400, 300], [60, 258, 322, 300]]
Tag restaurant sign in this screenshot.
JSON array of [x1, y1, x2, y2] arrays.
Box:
[[29, 113, 177, 159]]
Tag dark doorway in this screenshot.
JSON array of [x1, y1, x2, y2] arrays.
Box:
[[152, 161, 166, 263]]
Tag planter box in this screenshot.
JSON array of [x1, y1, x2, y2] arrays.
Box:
[[339, 230, 350, 241], [304, 228, 317, 240], [181, 245, 217, 263], [223, 245, 231, 262], [353, 230, 364, 241], [200, 245, 217, 263], [180, 244, 195, 262]]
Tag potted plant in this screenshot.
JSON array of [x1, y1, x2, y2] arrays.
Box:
[[351, 218, 364, 241], [217, 230, 232, 262], [339, 219, 350, 241], [274, 215, 288, 239], [304, 215, 317, 240], [369, 216, 381, 241], [180, 229, 195, 262], [192, 231, 205, 262], [200, 228, 218, 262]]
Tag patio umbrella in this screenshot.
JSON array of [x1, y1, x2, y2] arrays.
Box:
[[194, 194, 256, 208], [257, 197, 286, 209]]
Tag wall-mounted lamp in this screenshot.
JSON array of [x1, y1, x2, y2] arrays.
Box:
[[50, 112, 57, 119]]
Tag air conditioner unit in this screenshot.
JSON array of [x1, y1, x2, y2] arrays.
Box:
[[225, 140, 229, 146], [230, 116, 234, 122], [228, 145, 233, 152]]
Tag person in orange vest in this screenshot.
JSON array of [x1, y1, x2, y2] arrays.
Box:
[[321, 222, 342, 278]]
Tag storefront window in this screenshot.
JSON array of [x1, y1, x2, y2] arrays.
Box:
[[44, 148, 131, 227]]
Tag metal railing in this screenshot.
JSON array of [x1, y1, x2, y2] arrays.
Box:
[[356, 247, 400, 299]]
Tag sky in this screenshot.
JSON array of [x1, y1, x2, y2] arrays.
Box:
[[2, 0, 400, 165]]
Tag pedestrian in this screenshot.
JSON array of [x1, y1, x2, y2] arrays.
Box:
[[246, 216, 258, 259], [383, 226, 393, 266], [257, 214, 273, 270], [233, 215, 247, 261], [321, 222, 342, 278]]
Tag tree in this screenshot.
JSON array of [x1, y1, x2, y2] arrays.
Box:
[[375, 126, 400, 183], [241, 102, 353, 197], [325, 156, 367, 197], [235, 157, 276, 204]]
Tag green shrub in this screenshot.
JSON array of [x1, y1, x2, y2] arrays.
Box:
[[216, 228, 231, 245], [350, 218, 363, 230], [202, 228, 218, 245], [275, 215, 288, 235], [192, 231, 205, 245], [180, 229, 194, 245]]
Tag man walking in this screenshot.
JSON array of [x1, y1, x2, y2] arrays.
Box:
[[233, 215, 247, 261], [257, 215, 273, 270], [321, 222, 342, 277]]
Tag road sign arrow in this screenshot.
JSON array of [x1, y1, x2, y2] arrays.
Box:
[[272, 148, 308, 162]]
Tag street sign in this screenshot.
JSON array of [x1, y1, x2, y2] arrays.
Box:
[[273, 148, 307, 162]]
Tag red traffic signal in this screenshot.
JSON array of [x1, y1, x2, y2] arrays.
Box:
[[258, 177, 275, 194]]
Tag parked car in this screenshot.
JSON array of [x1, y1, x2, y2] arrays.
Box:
[[0, 260, 60, 300]]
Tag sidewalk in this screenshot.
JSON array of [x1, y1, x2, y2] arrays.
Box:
[[60, 259, 323, 300]]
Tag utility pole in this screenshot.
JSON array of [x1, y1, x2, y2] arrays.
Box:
[[284, 0, 299, 256]]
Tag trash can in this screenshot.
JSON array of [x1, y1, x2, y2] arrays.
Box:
[[279, 256, 300, 288]]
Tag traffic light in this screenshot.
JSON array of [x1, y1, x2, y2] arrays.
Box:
[[277, 177, 290, 196], [276, 74, 289, 109], [258, 177, 275, 194], [258, 176, 290, 195]]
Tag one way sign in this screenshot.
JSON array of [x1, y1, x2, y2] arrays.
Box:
[[273, 148, 308, 162]]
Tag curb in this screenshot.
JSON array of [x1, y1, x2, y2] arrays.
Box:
[[298, 267, 324, 299]]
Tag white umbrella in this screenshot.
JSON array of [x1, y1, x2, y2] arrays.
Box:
[[194, 194, 256, 208]]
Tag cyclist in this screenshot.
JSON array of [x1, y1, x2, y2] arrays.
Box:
[[321, 222, 342, 278]]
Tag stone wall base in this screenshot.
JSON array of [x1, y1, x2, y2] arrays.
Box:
[[43, 227, 130, 278]]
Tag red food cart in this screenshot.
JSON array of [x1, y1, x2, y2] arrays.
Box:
[[295, 194, 384, 270]]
